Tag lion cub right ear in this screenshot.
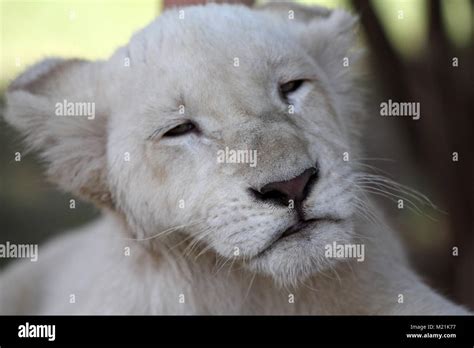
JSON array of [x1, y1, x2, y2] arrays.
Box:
[[256, 1, 333, 22], [4, 58, 113, 208]]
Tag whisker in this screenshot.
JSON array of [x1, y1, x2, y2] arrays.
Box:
[[122, 219, 205, 242]]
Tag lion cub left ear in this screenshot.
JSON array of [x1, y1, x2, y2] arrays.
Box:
[[4, 58, 113, 208]]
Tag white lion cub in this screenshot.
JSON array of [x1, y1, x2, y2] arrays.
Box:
[[0, 3, 469, 314]]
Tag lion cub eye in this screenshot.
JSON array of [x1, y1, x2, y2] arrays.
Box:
[[163, 122, 196, 137], [279, 79, 305, 101]]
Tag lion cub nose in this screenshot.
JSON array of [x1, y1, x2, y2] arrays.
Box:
[[252, 167, 318, 209]]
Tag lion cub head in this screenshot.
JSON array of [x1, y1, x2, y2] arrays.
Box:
[[5, 3, 363, 286]]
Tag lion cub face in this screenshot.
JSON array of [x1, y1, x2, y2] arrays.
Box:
[[5, 4, 362, 286]]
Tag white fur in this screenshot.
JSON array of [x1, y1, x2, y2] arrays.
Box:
[[0, 3, 469, 314]]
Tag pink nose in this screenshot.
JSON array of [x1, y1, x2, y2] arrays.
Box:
[[254, 167, 318, 208]]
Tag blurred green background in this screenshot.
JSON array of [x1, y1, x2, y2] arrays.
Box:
[[1, 0, 471, 87], [1, 0, 473, 309]]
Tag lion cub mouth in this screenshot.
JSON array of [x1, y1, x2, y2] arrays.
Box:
[[278, 216, 343, 240]]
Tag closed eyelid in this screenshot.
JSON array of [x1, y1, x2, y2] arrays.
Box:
[[147, 120, 188, 140], [147, 127, 167, 141]]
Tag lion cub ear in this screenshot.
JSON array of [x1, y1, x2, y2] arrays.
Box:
[[256, 2, 360, 74], [256, 2, 333, 22], [4, 58, 113, 208]]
